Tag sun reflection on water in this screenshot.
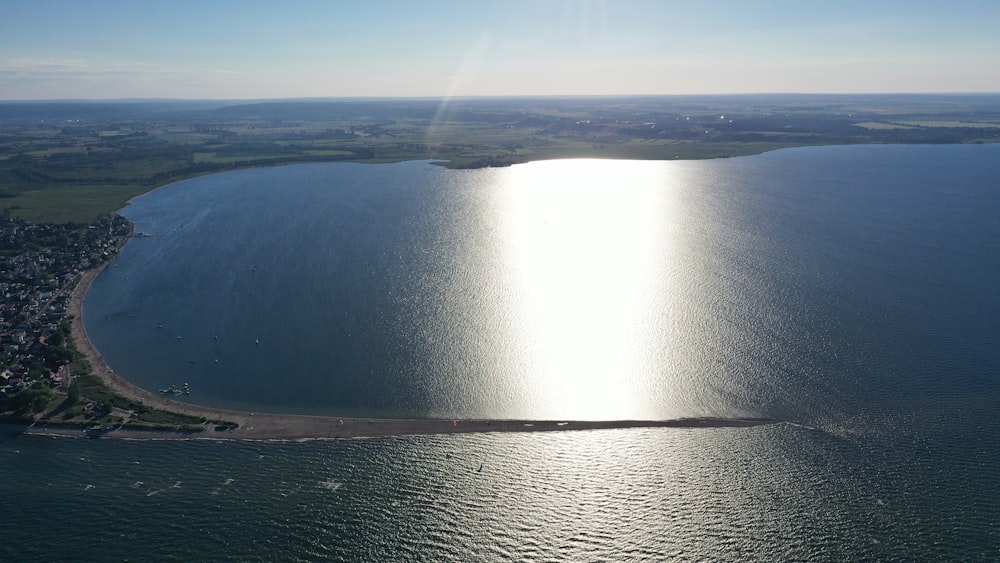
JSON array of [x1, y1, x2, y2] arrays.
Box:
[[493, 159, 686, 420]]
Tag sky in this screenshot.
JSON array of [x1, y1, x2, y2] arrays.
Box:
[[1, 0, 999, 100]]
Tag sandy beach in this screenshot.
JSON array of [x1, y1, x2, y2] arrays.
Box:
[[61, 260, 777, 441]]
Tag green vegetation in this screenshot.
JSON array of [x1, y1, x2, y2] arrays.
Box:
[[3, 94, 998, 223], [47, 370, 221, 431], [7, 184, 140, 223], [4, 380, 56, 414]]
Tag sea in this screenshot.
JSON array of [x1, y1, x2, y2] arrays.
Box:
[[2, 144, 998, 560]]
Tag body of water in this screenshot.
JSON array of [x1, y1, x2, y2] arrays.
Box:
[[3, 145, 998, 559]]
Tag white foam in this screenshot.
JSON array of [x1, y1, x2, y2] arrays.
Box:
[[318, 480, 342, 492]]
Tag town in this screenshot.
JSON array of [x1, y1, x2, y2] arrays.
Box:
[[0, 215, 131, 416]]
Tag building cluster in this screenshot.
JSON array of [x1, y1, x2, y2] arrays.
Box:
[[0, 215, 131, 397]]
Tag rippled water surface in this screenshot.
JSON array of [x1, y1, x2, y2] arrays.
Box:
[[2, 423, 997, 561], [86, 146, 1000, 426], [4, 145, 998, 559]]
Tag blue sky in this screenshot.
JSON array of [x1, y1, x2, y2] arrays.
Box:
[[2, 0, 998, 100]]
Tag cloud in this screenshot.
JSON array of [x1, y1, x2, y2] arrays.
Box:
[[3, 57, 94, 73]]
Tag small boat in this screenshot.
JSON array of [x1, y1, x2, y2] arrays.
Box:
[[159, 385, 184, 395]]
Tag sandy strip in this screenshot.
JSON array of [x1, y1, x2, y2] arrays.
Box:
[[66, 261, 776, 441], [23, 416, 779, 441]]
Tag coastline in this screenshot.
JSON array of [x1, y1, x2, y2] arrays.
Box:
[[62, 224, 778, 442], [21, 416, 780, 441]]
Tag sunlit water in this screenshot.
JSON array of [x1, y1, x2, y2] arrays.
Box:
[[3, 145, 997, 559], [88, 157, 704, 419]]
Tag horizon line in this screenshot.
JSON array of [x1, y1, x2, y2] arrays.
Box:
[[4, 91, 1000, 104]]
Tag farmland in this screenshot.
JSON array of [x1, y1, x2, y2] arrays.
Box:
[[2, 94, 999, 223]]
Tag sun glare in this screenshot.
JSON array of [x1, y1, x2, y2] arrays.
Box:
[[495, 159, 682, 420]]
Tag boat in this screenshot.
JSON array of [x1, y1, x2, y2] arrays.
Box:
[[158, 385, 184, 395]]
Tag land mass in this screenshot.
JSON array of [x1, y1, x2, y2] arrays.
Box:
[[3, 93, 999, 223]]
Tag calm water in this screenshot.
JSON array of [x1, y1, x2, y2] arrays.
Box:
[[3, 145, 999, 560]]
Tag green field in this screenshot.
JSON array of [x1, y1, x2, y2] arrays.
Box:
[[8, 184, 143, 223]]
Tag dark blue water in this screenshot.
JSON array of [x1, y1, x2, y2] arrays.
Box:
[[1, 422, 997, 560], [3, 145, 997, 560]]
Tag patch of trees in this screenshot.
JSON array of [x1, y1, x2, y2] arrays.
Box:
[[1, 380, 55, 414]]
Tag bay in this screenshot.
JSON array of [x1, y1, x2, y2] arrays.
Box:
[[85, 145, 1000, 427]]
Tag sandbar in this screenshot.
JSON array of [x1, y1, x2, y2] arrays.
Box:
[[62, 261, 777, 441]]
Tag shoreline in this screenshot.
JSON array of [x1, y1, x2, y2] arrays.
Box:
[[64, 225, 778, 442]]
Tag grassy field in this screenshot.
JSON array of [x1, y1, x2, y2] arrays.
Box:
[[8, 183, 144, 223]]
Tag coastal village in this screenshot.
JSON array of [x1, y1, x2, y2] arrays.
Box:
[[0, 215, 131, 413]]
